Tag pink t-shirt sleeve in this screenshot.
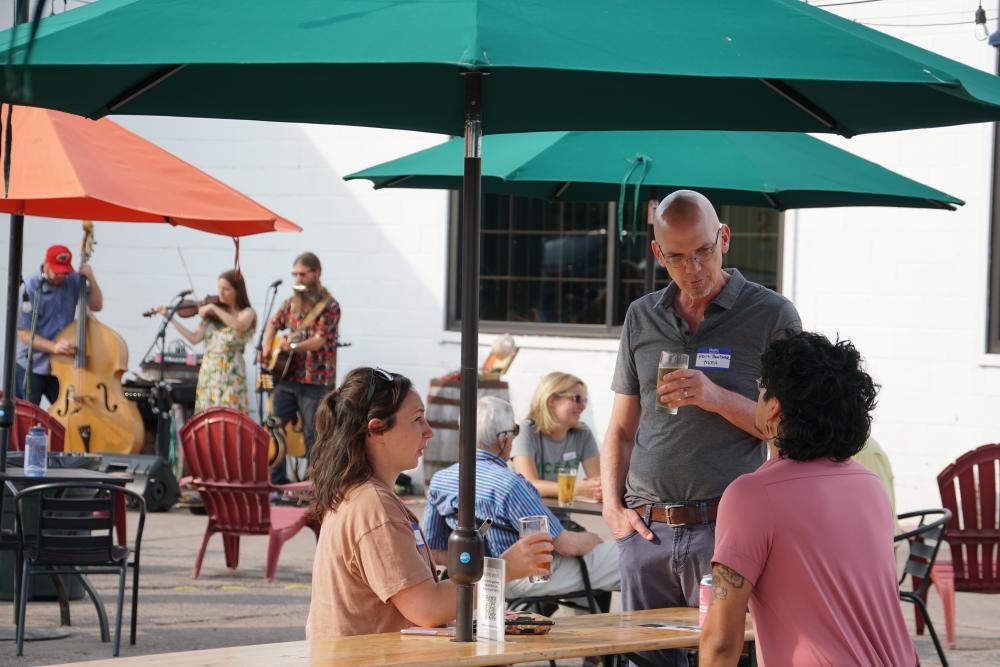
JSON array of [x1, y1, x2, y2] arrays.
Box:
[[712, 474, 773, 587]]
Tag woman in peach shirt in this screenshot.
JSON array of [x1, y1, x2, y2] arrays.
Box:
[[305, 367, 553, 638]]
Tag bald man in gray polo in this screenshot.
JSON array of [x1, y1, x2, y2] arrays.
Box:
[[601, 191, 800, 667]]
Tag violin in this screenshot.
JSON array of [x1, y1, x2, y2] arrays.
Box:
[[143, 294, 221, 318]]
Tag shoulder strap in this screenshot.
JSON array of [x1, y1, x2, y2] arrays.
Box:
[[294, 296, 332, 333]]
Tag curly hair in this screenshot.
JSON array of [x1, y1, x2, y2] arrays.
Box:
[[307, 367, 412, 518], [760, 332, 878, 462]]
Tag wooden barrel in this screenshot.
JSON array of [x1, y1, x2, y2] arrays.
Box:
[[422, 379, 510, 488]]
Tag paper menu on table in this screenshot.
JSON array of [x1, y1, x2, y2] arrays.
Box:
[[476, 557, 505, 643]]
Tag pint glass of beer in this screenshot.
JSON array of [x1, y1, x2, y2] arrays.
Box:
[[518, 515, 551, 583], [657, 351, 690, 415], [556, 462, 578, 507]]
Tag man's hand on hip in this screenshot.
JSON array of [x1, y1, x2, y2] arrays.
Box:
[[603, 503, 654, 542]]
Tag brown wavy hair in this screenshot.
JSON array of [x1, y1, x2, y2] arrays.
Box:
[[216, 269, 256, 328], [307, 367, 412, 518]]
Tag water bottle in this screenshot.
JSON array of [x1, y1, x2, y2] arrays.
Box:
[[24, 426, 48, 477]]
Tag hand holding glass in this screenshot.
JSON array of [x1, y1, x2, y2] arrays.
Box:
[[657, 351, 690, 415], [518, 515, 551, 583]]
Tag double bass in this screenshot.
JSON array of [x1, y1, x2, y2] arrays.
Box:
[[49, 222, 144, 454]]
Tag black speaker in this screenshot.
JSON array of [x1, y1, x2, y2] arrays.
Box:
[[99, 454, 180, 512]]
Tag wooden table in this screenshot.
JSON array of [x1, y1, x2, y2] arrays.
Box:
[[545, 498, 604, 517], [54, 608, 753, 667]]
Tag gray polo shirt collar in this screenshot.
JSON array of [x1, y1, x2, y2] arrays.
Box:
[[655, 268, 746, 312]]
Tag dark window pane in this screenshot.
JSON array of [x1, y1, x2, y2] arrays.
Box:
[[510, 280, 559, 323], [481, 231, 509, 278], [480, 279, 507, 321], [512, 197, 559, 231], [510, 234, 550, 278], [482, 193, 509, 231], [562, 281, 606, 324]]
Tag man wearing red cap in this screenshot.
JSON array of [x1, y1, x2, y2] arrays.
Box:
[[15, 244, 103, 405]]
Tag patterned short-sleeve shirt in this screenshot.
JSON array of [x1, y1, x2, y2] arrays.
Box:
[[270, 294, 341, 387]]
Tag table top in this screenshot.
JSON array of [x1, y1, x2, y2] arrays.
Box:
[[56, 608, 753, 667], [1, 467, 133, 485], [545, 497, 604, 516]]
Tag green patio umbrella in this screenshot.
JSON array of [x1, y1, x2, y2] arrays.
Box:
[[347, 130, 964, 211], [2, 1, 1000, 640]]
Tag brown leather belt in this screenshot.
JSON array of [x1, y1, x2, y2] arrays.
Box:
[[633, 502, 719, 527]]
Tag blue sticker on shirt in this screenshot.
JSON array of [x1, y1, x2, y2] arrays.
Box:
[[695, 347, 732, 370]]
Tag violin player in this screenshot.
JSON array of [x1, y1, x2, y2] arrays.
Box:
[[259, 252, 341, 485], [152, 269, 257, 414], [16, 244, 103, 406]]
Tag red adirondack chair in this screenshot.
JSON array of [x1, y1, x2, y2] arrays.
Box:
[[179, 407, 319, 581], [10, 399, 65, 452], [926, 444, 1000, 648]]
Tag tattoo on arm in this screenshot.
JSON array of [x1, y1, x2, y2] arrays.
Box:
[[711, 564, 746, 602]]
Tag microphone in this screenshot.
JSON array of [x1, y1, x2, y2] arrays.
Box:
[[269, 278, 283, 288]]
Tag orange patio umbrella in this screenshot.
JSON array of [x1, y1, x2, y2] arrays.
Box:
[[0, 104, 299, 473], [0, 104, 300, 235]]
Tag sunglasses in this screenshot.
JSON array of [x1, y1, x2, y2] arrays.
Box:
[[557, 393, 588, 405], [496, 424, 521, 439], [291, 270, 313, 278], [363, 367, 396, 417]]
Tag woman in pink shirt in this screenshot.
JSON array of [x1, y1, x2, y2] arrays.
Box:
[[700, 332, 918, 666]]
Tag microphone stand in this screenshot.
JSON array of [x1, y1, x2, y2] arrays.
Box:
[[255, 283, 281, 424], [144, 292, 188, 462]]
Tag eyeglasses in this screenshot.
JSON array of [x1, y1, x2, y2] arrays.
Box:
[[558, 393, 588, 405], [363, 367, 396, 417], [657, 225, 722, 269], [496, 424, 521, 439]]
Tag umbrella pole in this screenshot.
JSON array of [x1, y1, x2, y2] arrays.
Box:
[[0, 213, 24, 472], [447, 71, 485, 643]]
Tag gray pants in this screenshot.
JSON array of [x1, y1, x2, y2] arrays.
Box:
[[617, 520, 716, 667]]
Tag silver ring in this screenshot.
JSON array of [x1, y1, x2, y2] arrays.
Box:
[[683, 388, 689, 399]]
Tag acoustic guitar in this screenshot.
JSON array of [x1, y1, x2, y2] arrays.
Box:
[[265, 332, 308, 384]]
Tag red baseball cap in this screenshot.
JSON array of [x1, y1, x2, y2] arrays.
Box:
[[44, 245, 74, 274]]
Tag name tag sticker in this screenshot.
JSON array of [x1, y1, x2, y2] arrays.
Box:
[[695, 347, 732, 370], [412, 522, 426, 549], [562, 451, 577, 462]]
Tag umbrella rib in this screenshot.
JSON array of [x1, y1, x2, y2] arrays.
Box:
[[103, 64, 188, 116], [378, 175, 414, 189], [760, 79, 848, 137], [551, 181, 571, 200], [762, 192, 779, 209]]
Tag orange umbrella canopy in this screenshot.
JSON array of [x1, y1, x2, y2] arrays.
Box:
[[0, 105, 299, 236]]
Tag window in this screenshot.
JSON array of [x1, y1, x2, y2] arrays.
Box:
[[449, 193, 782, 337]]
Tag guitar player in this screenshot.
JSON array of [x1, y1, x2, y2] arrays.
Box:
[[259, 252, 341, 486]]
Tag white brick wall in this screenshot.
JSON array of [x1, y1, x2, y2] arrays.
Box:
[[1, 0, 999, 511]]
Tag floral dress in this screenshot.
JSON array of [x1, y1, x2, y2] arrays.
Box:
[[194, 310, 255, 414]]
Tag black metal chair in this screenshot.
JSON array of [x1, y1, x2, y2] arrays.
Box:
[[894, 508, 952, 667], [14, 481, 146, 657]]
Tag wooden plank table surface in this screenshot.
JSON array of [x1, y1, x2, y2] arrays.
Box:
[[55, 608, 753, 667]]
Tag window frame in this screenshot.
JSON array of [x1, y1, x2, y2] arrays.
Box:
[[446, 191, 784, 338]]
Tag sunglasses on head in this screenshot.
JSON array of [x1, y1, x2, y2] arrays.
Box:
[[557, 393, 588, 405], [363, 367, 396, 417], [496, 424, 521, 439]]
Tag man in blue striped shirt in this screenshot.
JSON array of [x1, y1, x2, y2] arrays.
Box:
[[422, 396, 620, 601]]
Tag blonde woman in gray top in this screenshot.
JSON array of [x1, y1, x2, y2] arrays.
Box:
[[511, 372, 602, 501]]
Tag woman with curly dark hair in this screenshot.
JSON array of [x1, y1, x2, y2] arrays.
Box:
[[305, 367, 553, 638], [700, 332, 917, 667]]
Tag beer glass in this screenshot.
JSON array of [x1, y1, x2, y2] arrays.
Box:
[[657, 351, 690, 415], [556, 462, 578, 507], [518, 515, 551, 583]]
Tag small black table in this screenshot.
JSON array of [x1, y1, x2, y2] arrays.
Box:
[[544, 498, 605, 517], [0, 465, 133, 643]]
